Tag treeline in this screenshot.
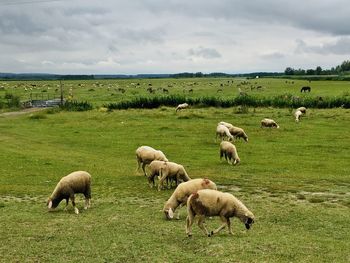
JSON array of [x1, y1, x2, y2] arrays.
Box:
[[172, 72, 283, 78], [285, 60, 350, 76]]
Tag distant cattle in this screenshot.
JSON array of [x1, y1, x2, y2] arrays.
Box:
[[300, 86, 311, 93]]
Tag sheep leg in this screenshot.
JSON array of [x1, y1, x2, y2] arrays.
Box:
[[141, 163, 147, 176], [197, 215, 210, 236], [212, 216, 229, 235], [220, 150, 223, 160], [70, 195, 79, 214], [84, 198, 90, 210], [63, 198, 69, 211], [158, 172, 168, 191], [186, 214, 195, 237]]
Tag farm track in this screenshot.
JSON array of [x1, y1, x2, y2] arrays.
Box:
[[0, 107, 46, 117]]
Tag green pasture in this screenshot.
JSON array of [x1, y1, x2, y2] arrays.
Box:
[[1, 78, 349, 108], [0, 106, 349, 262]]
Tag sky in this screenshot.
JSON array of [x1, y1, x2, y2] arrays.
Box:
[[0, 0, 349, 74]]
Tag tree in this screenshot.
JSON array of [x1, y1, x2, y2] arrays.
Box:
[[284, 67, 295, 75], [315, 66, 322, 75]]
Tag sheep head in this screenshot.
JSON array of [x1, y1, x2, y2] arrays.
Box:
[[244, 212, 255, 230], [164, 208, 174, 220]]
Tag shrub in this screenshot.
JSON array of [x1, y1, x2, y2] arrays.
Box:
[[4, 93, 21, 108], [60, 100, 93, 111]]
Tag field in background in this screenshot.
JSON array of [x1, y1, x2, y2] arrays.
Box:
[[1, 77, 350, 108], [0, 106, 349, 262]]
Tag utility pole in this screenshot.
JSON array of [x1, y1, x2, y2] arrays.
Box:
[[60, 80, 63, 106]]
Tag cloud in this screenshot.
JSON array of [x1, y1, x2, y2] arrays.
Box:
[[260, 52, 285, 60], [188, 47, 221, 59], [295, 38, 350, 55]]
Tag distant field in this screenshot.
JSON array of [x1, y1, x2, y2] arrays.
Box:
[[0, 106, 349, 262], [1, 77, 349, 108]]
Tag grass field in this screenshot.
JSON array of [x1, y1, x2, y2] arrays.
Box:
[[0, 104, 349, 262], [1, 78, 350, 108]]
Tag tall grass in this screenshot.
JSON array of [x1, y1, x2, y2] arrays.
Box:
[[105, 94, 350, 110]]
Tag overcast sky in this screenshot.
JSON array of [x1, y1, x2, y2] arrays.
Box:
[[0, 0, 349, 74]]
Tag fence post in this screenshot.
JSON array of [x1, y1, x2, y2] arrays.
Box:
[[60, 80, 64, 106]]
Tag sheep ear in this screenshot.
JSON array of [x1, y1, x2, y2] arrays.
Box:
[[48, 200, 52, 209], [168, 208, 174, 219]]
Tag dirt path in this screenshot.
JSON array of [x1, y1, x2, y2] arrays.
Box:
[[0, 107, 46, 117]]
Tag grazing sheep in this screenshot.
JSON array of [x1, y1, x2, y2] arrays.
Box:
[[136, 146, 168, 176], [216, 124, 234, 141], [47, 171, 91, 214], [261, 118, 279, 128], [158, 161, 191, 191], [163, 178, 217, 220], [228, 126, 248, 142], [220, 141, 240, 165], [296, 107, 306, 114], [176, 103, 189, 112], [294, 110, 303, 122], [147, 160, 176, 188], [186, 189, 255, 237], [218, 121, 234, 129]]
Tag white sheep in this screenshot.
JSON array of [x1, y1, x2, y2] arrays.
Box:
[[47, 171, 91, 214], [175, 103, 189, 112], [186, 189, 255, 237], [220, 141, 240, 165], [136, 146, 168, 176], [163, 178, 217, 220], [158, 161, 191, 191], [147, 160, 172, 188], [296, 107, 306, 114], [294, 110, 303, 122], [261, 118, 279, 128], [218, 121, 234, 129], [229, 126, 248, 142], [216, 124, 234, 141]]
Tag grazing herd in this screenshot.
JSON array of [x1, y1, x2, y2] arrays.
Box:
[[46, 104, 308, 237]]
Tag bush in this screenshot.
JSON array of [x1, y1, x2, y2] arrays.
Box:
[[60, 100, 93, 111], [4, 93, 21, 108]]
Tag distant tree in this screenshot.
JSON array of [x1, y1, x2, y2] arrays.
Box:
[[340, 60, 350, 71], [284, 67, 295, 75], [306, 69, 315, 75], [315, 66, 322, 75], [294, 68, 306, 75], [195, 72, 203, 77]]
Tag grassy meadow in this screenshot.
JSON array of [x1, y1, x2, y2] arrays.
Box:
[[0, 99, 349, 262], [1, 77, 350, 109]]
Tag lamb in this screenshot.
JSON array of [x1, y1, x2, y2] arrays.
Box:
[[158, 161, 191, 191], [163, 178, 217, 220], [186, 189, 255, 237], [228, 126, 248, 142], [294, 110, 303, 122], [261, 118, 279, 128], [220, 141, 240, 165], [216, 124, 234, 141], [47, 171, 91, 214], [136, 146, 168, 176], [175, 103, 189, 112]]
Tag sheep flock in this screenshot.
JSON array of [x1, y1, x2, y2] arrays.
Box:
[[45, 105, 309, 239]]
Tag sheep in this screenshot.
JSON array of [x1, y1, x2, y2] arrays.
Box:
[[228, 126, 248, 142], [294, 110, 303, 122], [136, 146, 168, 176], [216, 124, 234, 141], [147, 160, 170, 188], [218, 121, 234, 129], [158, 161, 191, 191], [220, 141, 240, 165], [296, 107, 306, 114], [47, 171, 91, 214], [163, 178, 217, 220], [185, 189, 255, 237], [175, 103, 189, 112], [261, 118, 279, 128]]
